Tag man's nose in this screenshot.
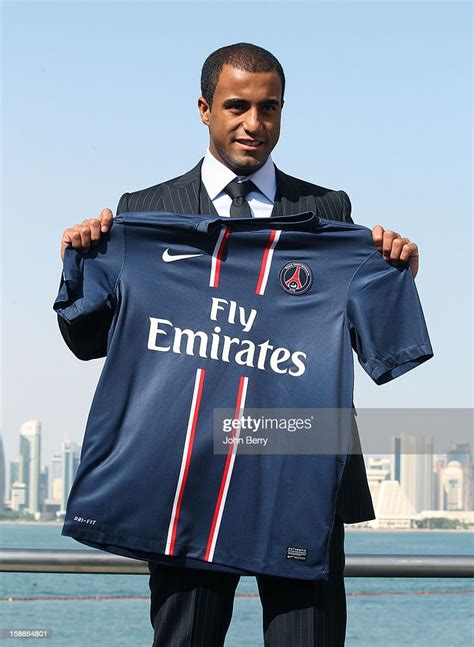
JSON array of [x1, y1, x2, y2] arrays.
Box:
[[242, 108, 262, 133]]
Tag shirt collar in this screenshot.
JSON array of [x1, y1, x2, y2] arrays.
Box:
[[201, 148, 277, 203]]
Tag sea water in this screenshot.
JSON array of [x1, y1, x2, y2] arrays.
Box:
[[1, 524, 472, 646]]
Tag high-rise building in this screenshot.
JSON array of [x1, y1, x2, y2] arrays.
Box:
[[18, 420, 41, 516], [432, 455, 446, 511], [9, 460, 19, 501], [39, 467, 49, 511], [11, 482, 27, 512], [366, 457, 391, 486], [391, 433, 434, 513], [447, 443, 472, 511], [61, 441, 81, 514], [392, 437, 401, 483], [440, 460, 464, 510], [0, 434, 5, 511], [50, 454, 62, 502]]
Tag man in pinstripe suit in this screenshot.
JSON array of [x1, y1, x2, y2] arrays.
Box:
[[59, 43, 420, 646]]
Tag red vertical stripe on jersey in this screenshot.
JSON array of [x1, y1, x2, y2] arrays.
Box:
[[204, 375, 247, 562], [167, 367, 206, 556], [255, 229, 280, 295]]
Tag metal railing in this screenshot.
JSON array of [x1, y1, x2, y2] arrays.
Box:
[[1, 549, 473, 577]]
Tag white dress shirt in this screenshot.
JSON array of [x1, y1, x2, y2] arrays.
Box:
[[201, 149, 277, 218]]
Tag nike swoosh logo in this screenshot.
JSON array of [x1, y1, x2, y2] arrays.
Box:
[[162, 248, 204, 262]]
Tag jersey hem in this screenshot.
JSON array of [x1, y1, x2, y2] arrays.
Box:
[[61, 523, 330, 582]]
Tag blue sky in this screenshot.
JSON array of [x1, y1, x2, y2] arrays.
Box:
[[1, 1, 472, 469]]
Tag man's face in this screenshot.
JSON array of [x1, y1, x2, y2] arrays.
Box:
[[198, 64, 283, 176]]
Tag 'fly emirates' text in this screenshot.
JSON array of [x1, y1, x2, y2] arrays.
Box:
[[147, 297, 307, 377]]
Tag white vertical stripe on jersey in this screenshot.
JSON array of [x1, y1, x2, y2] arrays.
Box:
[[205, 375, 249, 563], [209, 225, 229, 288], [165, 367, 204, 555], [256, 229, 282, 295]]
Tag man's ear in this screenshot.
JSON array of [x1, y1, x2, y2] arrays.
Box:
[[198, 96, 211, 126]]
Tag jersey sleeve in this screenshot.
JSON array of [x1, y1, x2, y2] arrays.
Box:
[[345, 251, 434, 385], [53, 221, 125, 359]]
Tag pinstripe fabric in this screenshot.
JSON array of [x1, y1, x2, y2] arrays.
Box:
[[149, 563, 239, 647], [199, 181, 219, 217], [115, 159, 375, 526], [257, 517, 346, 647], [148, 517, 346, 646], [271, 170, 352, 223]]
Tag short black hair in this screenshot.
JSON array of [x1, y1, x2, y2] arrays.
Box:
[[201, 42, 285, 107]]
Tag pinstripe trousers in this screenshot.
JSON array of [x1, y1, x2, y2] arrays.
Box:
[[148, 517, 346, 646]]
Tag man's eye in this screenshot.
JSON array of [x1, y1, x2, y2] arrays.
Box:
[[263, 105, 277, 112]]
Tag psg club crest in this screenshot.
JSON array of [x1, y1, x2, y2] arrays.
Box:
[[278, 262, 313, 295]]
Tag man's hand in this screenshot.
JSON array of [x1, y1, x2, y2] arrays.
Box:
[[372, 225, 419, 279], [60, 208, 114, 261]]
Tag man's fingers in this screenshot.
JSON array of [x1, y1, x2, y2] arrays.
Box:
[[97, 208, 113, 233], [384, 237, 419, 264], [372, 225, 420, 279], [60, 208, 113, 260], [81, 208, 113, 237], [63, 225, 89, 250], [398, 241, 419, 263], [73, 223, 92, 250], [61, 224, 92, 260], [387, 237, 410, 261], [67, 228, 80, 246], [382, 230, 400, 258], [398, 241, 419, 278], [372, 226, 403, 258], [371, 224, 385, 250], [81, 218, 102, 245]]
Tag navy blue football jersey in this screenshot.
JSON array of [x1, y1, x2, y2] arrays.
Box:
[[54, 211, 433, 580]]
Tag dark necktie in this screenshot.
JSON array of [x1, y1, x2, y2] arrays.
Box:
[[223, 179, 257, 218]]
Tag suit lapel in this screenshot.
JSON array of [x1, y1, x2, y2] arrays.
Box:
[[167, 159, 219, 216], [199, 182, 219, 216], [270, 172, 284, 217], [271, 167, 303, 217], [165, 160, 202, 214]]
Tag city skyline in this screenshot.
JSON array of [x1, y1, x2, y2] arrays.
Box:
[[2, 422, 472, 526], [4, 423, 82, 519]]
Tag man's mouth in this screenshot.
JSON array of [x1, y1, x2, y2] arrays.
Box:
[[235, 139, 264, 150]]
